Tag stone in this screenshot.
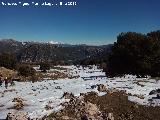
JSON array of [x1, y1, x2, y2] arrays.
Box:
[[6, 111, 30, 120], [62, 92, 74, 99], [13, 102, 24, 110], [84, 101, 99, 116], [12, 97, 24, 110], [107, 113, 114, 120]]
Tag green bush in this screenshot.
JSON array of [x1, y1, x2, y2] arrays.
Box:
[[18, 65, 36, 77], [0, 52, 17, 69], [107, 30, 160, 77], [40, 62, 50, 72]]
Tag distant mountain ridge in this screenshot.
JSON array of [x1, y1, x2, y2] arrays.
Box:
[[0, 39, 112, 64]]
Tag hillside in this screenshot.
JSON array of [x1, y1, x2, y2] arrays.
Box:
[[1, 65, 160, 120], [0, 39, 112, 64]]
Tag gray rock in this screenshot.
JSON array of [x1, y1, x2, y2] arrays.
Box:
[[62, 92, 74, 99], [6, 111, 30, 120], [107, 113, 114, 120]]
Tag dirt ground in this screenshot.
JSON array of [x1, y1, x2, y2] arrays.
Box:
[[84, 91, 160, 120], [47, 91, 160, 120]]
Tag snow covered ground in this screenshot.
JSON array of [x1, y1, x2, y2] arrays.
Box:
[[0, 65, 160, 119], [107, 75, 160, 106]]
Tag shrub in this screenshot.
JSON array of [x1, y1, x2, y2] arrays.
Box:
[[107, 30, 160, 77], [40, 62, 50, 72], [0, 52, 17, 69], [18, 65, 36, 77]]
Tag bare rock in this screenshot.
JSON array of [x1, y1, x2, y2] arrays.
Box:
[[6, 111, 30, 120], [107, 113, 114, 120], [11, 97, 25, 110], [13, 102, 24, 110], [62, 92, 74, 99], [47, 92, 113, 120], [84, 101, 99, 116]]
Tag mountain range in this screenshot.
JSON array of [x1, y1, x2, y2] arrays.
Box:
[[0, 39, 112, 64]]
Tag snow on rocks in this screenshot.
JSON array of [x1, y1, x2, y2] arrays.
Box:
[[6, 111, 30, 120], [11, 97, 26, 110], [52, 92, 115, 120], [60, 95, 107, 120]]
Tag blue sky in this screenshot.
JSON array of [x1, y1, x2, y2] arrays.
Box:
[[0, 0, 160, 45]]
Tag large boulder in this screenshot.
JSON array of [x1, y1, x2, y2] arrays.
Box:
[[6, 111, 30, 120]]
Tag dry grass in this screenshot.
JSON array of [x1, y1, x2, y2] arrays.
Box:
[[0, 67, 17, 78]]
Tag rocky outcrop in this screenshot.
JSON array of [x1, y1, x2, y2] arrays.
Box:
[[6, 111, 30, 120], [52, 92, 115, 120], [61, 96, 102, 119]]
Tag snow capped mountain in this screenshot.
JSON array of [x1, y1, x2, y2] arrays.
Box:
[[48, 41, 61, 45]]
